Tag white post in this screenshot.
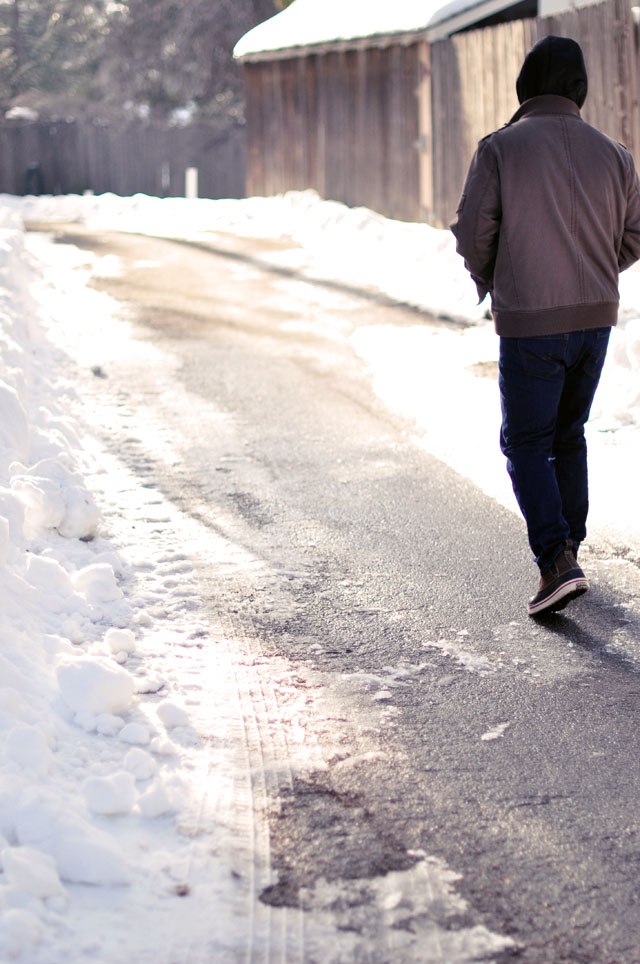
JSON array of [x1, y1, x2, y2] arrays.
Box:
[[185, 167, 198, 199], [161, 161, 171, 195]]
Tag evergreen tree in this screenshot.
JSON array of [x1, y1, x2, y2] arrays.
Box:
[[0, 0, 108, 107], [98, 0, 276, 122], [0, 0, 278, 122]]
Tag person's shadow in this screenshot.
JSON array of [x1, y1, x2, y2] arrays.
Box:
[[533, 583, 640, 675]]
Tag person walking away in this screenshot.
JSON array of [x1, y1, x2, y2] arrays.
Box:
[[451, 35, 640, 616]]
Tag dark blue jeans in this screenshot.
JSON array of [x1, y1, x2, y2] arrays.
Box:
[[499, 327, 610, 573]]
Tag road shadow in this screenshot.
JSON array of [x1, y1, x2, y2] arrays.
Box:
[[533, 586, 640, 676]]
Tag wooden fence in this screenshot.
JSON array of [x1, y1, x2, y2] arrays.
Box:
[[244, 45, 422, 222], [0, 119, 246, 199], [430, 0, 640, 225]]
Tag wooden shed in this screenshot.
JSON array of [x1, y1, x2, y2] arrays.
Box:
[[234, 0, 535, 225]]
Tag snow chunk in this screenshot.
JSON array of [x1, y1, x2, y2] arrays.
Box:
[[156, 700, 190, 729], [95, 713, 125, 736], [56, 656, 135, 716], [60, 617, 85, 644], [72, 563, 122, 603], [105, 627, 137, 656], [0, 489, 25, 548], [83, 772, 136, 815], [0, 908, 44, 959], [14, 789, 130, 886], [149, 735, 179, 756], [0, 382, 29, 463], [137, 778, 178, 819], [11, 456, 99, 539], [118, 722, 150, 745], [2, 845, 66, 898], [73, 711, 100, 733], [123, 747, 157, 781], [58, 487, 100, 539], [6, 726, 51, 776], [135, 674, 165, 694], [0, 687, 34, 731], [92, 549, 127, 576], [0, 514, 9, 566], [25, 553, 73, 596], [11, 471, 63, 533]]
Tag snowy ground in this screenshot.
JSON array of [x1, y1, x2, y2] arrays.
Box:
[[0, 189, 637, 962]]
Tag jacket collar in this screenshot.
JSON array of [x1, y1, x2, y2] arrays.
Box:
[[508, 94, 581, 126]]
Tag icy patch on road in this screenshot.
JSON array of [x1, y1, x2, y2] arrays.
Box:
[[293, 855, 516, 962], [422, 634, 496, 675], [335, 660, 432, 703]]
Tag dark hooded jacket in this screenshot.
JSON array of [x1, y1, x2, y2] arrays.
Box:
[[451, 36, 640, 337]]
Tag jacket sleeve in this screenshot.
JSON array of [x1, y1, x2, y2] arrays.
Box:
[[618, 152, 640, 272], [450, 138, 502, 303]]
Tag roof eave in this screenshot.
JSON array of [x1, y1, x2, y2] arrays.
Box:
[[234, 0, 523, 63], [426, 0, 525, 38], [235, 28, 431, 63]]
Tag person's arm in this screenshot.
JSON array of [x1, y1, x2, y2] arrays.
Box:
[[450, 138, 502, 302], [619, 152, 640, 272]]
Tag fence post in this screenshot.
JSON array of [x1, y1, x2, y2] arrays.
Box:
[[613, 0, 632, 148], [417, 41, 434, 223], [185, 167, 198, 198], [614, 0, 640, 161]]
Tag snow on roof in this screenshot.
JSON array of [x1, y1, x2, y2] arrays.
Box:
[[234, 0, 488, 61]]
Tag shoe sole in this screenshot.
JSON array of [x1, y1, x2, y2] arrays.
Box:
[[528, 577, 590, 616]]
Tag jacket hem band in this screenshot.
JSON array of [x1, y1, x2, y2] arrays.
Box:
[[494, 301, 618, 337]]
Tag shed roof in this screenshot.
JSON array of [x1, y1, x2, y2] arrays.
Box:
[[234, 0, 514, 61]]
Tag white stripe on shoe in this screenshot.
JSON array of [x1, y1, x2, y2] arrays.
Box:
[[527, 576, 590, 616]]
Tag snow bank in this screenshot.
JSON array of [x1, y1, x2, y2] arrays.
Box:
[[0, 210, 134, 956], [0, 207, 245, 961]]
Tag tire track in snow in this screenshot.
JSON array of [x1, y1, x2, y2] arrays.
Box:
[[85, 407, 309, 963]]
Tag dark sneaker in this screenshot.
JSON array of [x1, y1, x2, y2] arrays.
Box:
[[527, 544, 589, 616]]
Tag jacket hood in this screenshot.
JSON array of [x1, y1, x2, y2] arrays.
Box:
[[516, 35, 588, 108]]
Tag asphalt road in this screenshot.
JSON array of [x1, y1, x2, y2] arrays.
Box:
[[32, 223, 640, 964]]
